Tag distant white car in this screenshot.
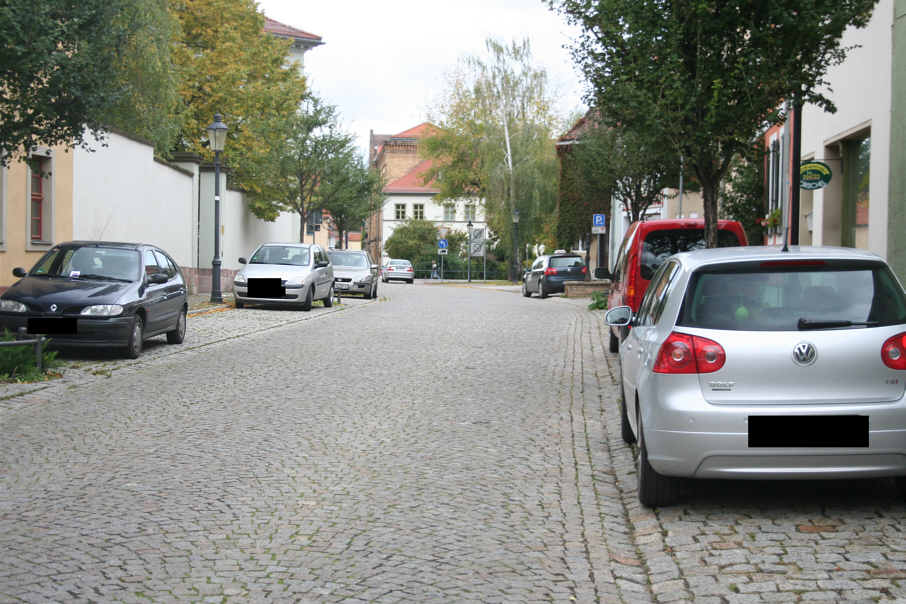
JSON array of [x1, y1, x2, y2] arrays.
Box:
[[607, 246, 906, 507], [382, 258, 414, 284], [233, 243, 334, 310]]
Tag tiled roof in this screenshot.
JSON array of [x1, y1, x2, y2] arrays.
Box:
[[557, 109, 601, 144], [391, 122, 438, 139], [263, 17, 322, 44], [384, 159, 439, 194]]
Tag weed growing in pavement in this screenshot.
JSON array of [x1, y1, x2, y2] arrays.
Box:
[[587, 291, 608, 311], [0, 330, 61, 383]]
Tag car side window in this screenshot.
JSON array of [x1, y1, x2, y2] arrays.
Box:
[[648, 261, 681, 325], [532, 258, 543, 270], [143, 250, 163, 278], [636, 261, 676, 326], [152, 250, 175, 279]]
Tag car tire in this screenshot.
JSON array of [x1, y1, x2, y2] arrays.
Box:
[[636, 408, 680, 507], [372, 283, 378, 298], [408, 279, 414, 284], [539, 279, 548, 299], [166, 308, 187, 344], [620, 385, 635, 445], [234, 298, 244, 309], [522, 281, 532, 297], [300, 286, 313, 311], [125, 314, 144, 359], [323, 284, 334, 307], [362, 284, 372, 299], [609, 329, 619, 353]]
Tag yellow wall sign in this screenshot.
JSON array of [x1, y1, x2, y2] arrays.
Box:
[[800, 161, 832, 190]]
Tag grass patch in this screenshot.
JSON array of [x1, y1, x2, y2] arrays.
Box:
[[0, 331, 61, 383]]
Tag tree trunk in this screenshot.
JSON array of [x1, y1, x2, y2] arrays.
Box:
[[701, 178, 719, 248]]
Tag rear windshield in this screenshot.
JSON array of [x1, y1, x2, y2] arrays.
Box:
[[390, 260, 411, 267], [329, 252, 368, 268], [641, 229, 740, 279], [678, 262, 906, 331], [550, 256, 584, 268]]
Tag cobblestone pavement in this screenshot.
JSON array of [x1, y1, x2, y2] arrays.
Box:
[[2, 283, 906, 603]]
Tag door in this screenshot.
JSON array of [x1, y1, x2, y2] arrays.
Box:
[[141, 249, 168, 333]]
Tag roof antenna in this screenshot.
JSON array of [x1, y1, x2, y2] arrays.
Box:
[[781, 226, 790, 253]]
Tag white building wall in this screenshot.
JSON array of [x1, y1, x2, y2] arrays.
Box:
[[72, 131, 194, 267], [380, 194, 486, 247], [800, 0, 892, 255]]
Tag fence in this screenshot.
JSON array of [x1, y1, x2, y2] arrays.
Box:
[[414, 262, 510, 281], [0, 327, 46, 370]]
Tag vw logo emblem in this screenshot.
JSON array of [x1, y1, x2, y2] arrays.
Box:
[[793, 341, 817, 366], [50, 304, 57, 312]]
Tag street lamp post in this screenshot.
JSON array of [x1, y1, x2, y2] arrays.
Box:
[[207, 114, 228, 303], [467, 220, 473, 283], [512, 208, 520, 283]]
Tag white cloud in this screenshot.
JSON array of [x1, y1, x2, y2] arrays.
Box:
[[256, 0, 587, 155]]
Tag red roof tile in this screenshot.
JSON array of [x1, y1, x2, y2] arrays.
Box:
[[263, 17, 322, 44], [384, 159, 440, 194], [391, 122, 439, 139]]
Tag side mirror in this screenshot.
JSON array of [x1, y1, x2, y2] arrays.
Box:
[[594, 267, 611, 280], [371, 264, 379, 270], [12, 267, 26, 278], [148, 272, 168, 284], [238, 257, 247, 264], [605, 305, 633, 327], [316, 261, 329, 268]]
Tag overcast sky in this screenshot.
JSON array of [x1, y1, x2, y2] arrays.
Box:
[[255, 0, 588, 156]]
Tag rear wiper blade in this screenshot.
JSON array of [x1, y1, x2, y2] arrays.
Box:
[[798, 318, 881, 330]]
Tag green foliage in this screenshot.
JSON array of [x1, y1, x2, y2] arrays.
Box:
[[0, 0, 149, 163], [721, 145, 767, 245], [241, 94, 358, 241], [552, 0, 878, 246], [587, 290, 608, 310], [0, 332, 59, 382], [170, 0, 307, 171], [321, 155, 382, 248], [384, 220, 440, 265], [423, 38, 561, 277]]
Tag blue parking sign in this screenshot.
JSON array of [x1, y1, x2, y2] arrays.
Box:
[[593, 213, 606, 227]]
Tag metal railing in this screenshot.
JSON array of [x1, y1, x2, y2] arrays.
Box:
[[0, 327, 46, 371]]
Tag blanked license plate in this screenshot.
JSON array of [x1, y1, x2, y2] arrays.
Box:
[[247, 278, 285, 298], [336, 282, 349, 290], [748, 415, 868, 448], [28, 317, 77, 335]]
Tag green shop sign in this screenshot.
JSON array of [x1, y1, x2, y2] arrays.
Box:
[[800, 161, 832, 190]]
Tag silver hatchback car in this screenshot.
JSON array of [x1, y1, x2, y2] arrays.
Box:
[[233, 243, 334, 310], [607, 246, 906, 507], [328, 249, 379, 298]]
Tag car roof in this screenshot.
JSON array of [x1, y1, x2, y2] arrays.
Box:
[[671, 245, 885, 271], [62, 240, 147, 250]]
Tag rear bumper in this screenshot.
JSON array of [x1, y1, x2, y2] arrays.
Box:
[[640, 375, 906, 479]]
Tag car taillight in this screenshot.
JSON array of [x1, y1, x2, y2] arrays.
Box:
[[406, 267, 413, 272], [581, 266, 587, 274], [882, 332, 906, 370], [653, 332, 726, 374], [544, 267, 557, 276]]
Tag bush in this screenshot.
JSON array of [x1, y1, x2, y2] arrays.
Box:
[[0, 330, 60, 382]]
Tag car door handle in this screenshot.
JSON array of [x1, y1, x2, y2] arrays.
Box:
[[625, 342, 633, 351]]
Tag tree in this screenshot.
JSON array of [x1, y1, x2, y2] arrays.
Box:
[[384, 220, 440, 265], [552, 0, 878, 247], [423, 38, 561, 280], [169, 0, 306, 170], [321, 153, 381, 248], [721, 143, 767, 245], [243, 94, 358, 242], [0, 0, 172, 164]]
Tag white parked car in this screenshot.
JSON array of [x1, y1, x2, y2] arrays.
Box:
[[233, 243, 334, 311], [607, 246, 906, 507]]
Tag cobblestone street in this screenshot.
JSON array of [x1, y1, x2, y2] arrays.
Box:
[[3, 283, 906, 603]]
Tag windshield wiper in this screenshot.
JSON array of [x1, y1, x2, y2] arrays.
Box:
[[73, 273, 131, 283], [798, 318, 881, 330]]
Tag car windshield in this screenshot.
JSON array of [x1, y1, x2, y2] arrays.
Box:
[[550, 256, 584, 268], [329, 252, 368, 268], [250, 245, 309, 266], [641, 229, 740, 279], [30, 246, 139, 282], [677, 261, 906, 331]]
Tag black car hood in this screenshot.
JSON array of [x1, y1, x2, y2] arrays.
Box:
[[3, 277, 133, 312]]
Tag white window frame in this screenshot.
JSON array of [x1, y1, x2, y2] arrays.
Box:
[[443, 203, 456, 221], [395, 203, 406, 220], [464, 204, 476, 221], [413, 203, 425, 220]]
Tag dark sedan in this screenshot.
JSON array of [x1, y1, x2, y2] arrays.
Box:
[[522, 251, 587, 298], [0, 241, 188, 358]]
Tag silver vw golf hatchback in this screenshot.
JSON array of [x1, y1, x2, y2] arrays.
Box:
[[606, 246, 906, 507]]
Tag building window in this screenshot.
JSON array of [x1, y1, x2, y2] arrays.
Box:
[[444, 204, 456, 221], [28, 156, 51, 243], [464, 204, 476, 221], [395, 203, 406, 220], [413, 203, 424, 220], [843, 134, 871, 249]]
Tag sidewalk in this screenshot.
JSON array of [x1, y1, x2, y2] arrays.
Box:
[[187, 291, 234, 314]]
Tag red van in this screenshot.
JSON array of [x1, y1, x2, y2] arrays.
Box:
[[606, 218, 748, 352]]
